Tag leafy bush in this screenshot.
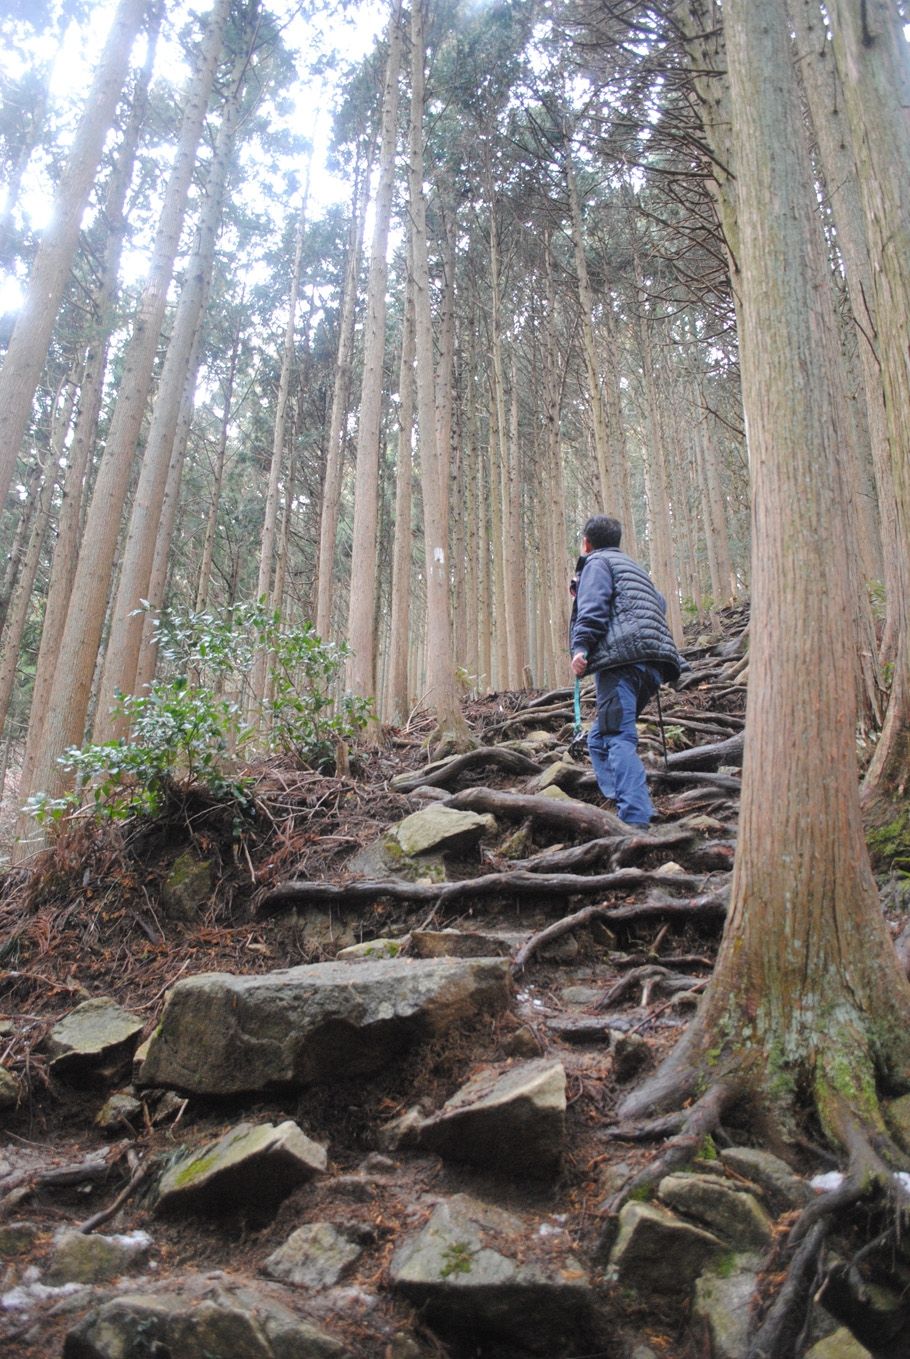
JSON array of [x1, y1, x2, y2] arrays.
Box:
[[26, 604, 371, 823]]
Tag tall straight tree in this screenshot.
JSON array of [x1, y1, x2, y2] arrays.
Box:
[[12, 41, 157, 826], [345, 0, 403, 701], [617, 0, 910, 1178], [0, 0, 148, 516], [407, 0, 470, 750], [95, 17, 256, 738], [16, 0, 231, 843], [823, 0, 910, 828], [315, 158, 371, 640]]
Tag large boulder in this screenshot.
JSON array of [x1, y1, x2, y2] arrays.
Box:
[[45, 997, 144, 1085], [138, 956, 511, 1096], [62, 1277, 349, 1359], [155, 1120, 326, 1217], [411, 1059, 567, 1175], [390, 1194, 601, 1356]]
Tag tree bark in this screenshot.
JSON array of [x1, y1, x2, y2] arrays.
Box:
[[15, 0, 229, 839], [407, 0, 471, 750], [345, 0, 403, 701], [314, 157, 370, 641], [622, 0, 910, 1148], [823, 0, 910, 824], [95, 36, 249, 737], [0, 0, 147, 516]]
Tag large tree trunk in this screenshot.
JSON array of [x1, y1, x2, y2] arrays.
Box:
[[0, 0, 147, 516], [14, 0, 229, 848], [407, 0, 470, 752], [385, 277, 416, 724], [95, 37, 248, 738], [12, 47, 153, 831], [345, 0, 403, 702], [822, 0, 910, 827], [621, 0, 910, 1156], [314, 159, 370, 641]]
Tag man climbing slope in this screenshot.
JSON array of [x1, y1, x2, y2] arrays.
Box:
[[570, 515, 686, 829]]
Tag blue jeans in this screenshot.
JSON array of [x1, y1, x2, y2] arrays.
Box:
[[587, 664, 662, 825]]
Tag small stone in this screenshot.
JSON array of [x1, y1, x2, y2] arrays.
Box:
[[659, 1174, 774, 1248], [609, 1202, 724, 1291], [720, 1146, 812, 1211], [0, 1222, 39, 1257], [45, 1228, 152, 1285], [392, 807, 490, 857], [414, 1059, 567, 1175], [46, 997, 144, 1085], [804, 1330, 872, 1359], [0, 1065, 22, 1111], [263, 1222, 364, 1288], [95, 1090, 143, 1133], [159, 851, 213, 922], [653, 861, 686, 877], [537, 785, 574, 801], [376, 1105, 425, 1151], [539, 933, 579, 962], [530, 760, 583, 792], [501, 1025, 541, 1058], [155, 1120, 327, 1218], [336, 937, 409, 961]]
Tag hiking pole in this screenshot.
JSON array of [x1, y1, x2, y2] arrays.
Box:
[[569, 677, 586, 757], [655, 686, 670, 772]]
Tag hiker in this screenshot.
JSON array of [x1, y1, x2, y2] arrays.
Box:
[[569, 515, 686, 829]]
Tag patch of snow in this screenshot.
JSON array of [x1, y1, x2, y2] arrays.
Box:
[[1, 1280, 85, 1312], [809, 1171, 845, 1192]]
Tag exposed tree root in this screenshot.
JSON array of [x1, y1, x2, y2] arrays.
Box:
[[745, 1220, 827, 1359], [664, 730, 744, 770], [390, 746, 544, 793], [511, 827, 696, 873], [260, 870, 727, 918], [597, 1080, 738, 1240], [444, 785, 631, 836]]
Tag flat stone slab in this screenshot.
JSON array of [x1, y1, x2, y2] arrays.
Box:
[[45, 997, 144, 1084], [413, 1059, 566, 1175], [720, 1146, 812, 1211], [390, 1194, 600, 1355], [392, 806, 490, 857], [546, 1015, 623, 1045], [62, 1276, 349, 1359], [609, 1201, 724, 1292], [138, 956, 511, 1096], [658, 1173, 774, 1248], [155, 1120, 327, 1217], [263, 1222, 366, 1288]]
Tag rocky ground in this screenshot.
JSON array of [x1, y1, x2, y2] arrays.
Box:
[[1, 605, 906, 1359]]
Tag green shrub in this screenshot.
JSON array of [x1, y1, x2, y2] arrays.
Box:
[[25, 603, 371, 824]]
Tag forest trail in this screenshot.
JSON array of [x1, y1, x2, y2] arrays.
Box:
[[2, 605, 898, 1359]]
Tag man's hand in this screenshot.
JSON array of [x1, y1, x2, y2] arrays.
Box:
[[571, 652, 588, 677]]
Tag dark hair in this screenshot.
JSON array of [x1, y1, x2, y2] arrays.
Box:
[[583, 515, 622, 550]]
